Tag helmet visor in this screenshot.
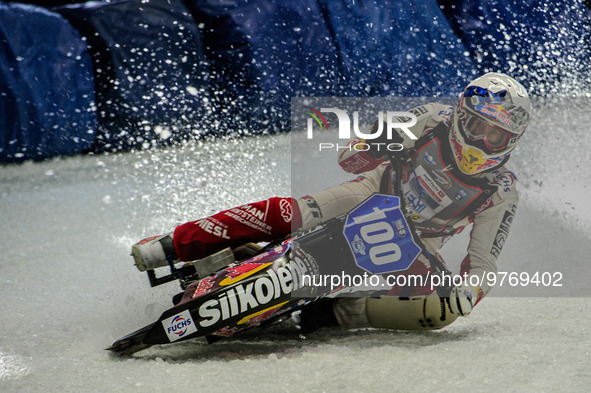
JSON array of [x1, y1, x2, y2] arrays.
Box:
[[464, 116, 515, 151]]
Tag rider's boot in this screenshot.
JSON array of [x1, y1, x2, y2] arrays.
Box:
[[131, 233, 178, 271]]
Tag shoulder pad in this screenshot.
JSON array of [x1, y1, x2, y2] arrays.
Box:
[[408, 105, 430, 117], [485, 168, 518, 200], [431, 104, 454, 125], [401, 103, 452, 142]]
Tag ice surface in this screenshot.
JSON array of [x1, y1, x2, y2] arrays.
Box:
[[2, 99, 591, 392]]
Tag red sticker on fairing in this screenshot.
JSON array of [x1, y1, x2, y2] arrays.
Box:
[[218, 263, 272, 286], [192, 276, 216, 298], [210, 326, 243, 337]]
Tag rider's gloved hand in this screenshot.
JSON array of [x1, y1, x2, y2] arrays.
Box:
[[338, 121, 404, 174], [447, 282, 479, 316]]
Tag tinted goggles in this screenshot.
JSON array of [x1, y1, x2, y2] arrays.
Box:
[[463, 116, 515, 151]]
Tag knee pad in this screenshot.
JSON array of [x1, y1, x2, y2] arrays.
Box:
[[366, 294, 457, 330]]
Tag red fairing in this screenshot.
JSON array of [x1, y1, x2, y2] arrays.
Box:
[[173, 197, 302, 261]]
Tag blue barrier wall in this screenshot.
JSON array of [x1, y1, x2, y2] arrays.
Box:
[[1, 0, 590, 162], [57, 0, 212, 152], [438, 0, 591, 93], [317, 0, 478, 96], [184, 0, 476, 132], [184, 0, 342, 132], [0, 2, 96, 163]]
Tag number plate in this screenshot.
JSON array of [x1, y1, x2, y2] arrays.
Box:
[[343, 194, 422, 274]]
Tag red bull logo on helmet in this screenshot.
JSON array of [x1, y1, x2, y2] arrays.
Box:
[[477, 104, 512, 126]]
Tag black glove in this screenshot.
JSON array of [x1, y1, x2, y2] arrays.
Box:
[[298, 299, 339, 333], [446, 283, 478, 316]]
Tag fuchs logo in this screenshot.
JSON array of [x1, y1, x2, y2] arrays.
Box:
[[169, 316, 190, 336], [162, 310, 198, 342], [492, 169, 516, 192]]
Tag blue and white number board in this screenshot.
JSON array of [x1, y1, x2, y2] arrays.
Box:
[[343, 194, 422, 274]]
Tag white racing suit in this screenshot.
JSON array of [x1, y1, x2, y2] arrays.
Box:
[[296, 103, 519, 330]]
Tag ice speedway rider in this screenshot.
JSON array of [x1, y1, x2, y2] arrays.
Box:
[[131, 73, 531, 332]]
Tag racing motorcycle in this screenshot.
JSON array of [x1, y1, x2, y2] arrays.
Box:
[[108, 154, 449, 356]]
